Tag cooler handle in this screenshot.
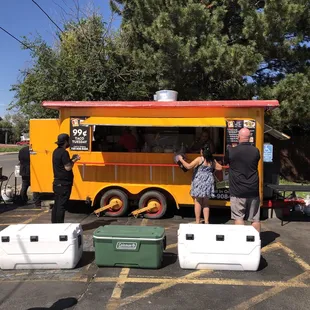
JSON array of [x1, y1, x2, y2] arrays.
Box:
[[216, 235, 225, 241], [186, 234, 194, 240], [78, 234, 82, 247], [246, 236, 255, 242], [59, 235, 68, 242]]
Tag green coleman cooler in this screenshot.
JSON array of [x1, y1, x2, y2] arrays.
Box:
[[93, 225, 166, 269]]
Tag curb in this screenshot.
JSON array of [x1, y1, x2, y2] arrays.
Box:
[[0, 152, 19, 156]]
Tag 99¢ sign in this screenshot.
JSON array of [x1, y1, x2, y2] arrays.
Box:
[[72, 128, 87, 137], [70, 117, 90, 151]]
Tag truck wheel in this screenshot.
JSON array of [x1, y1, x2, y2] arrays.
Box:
[[100, 189, 129, 217], [138, 191, 167, 219]]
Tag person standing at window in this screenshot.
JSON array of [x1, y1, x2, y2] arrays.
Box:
[[52, 134, 80, 223], [177, 145, 222, 224], [225, 128, 261, 232]]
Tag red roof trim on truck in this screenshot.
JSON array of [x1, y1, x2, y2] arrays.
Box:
[[42, 100, 279, 109]]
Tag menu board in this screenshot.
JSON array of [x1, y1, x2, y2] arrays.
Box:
[[70, 116, 90, 151], [226, 120, 256, 147]]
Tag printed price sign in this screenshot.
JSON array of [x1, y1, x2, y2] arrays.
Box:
[[226, 120, 256, 148], [70, 117, 90, 151]]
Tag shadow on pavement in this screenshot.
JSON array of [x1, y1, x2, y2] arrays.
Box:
[[258, 256, 268, 271], [66, 201, 93, 215], [81, 217, 117, 231], [280, 214, 310, 225], [260, 231, 280, 248], [175, 206, 232, 224], [0, 205, 19, 214], [162, 252, 178, 268], [27, 297, 78, 309], [259, 231, 280, 271], [76, 251, 95, 268], [209, 208, 231, 224]]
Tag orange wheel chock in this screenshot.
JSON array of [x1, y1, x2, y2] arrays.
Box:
[[94, 198, 122, 216]]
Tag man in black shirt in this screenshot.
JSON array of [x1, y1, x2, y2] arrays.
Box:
[[226, 128, 261, 232], [52, 133, 80, 223], [18, 146, 41, 206]]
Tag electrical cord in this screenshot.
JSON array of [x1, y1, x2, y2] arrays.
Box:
[[0, 26, 35, 51], [31, 0, 64, 34]]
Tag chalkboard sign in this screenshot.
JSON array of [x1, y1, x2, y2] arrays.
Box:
[[226, 120, 256, 148], [70, 117, 90, 151]]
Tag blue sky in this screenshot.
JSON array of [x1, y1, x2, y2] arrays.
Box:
[[0, 0, 120, 117]]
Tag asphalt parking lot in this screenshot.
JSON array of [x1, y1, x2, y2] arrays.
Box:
[[0, 203, 309, 310]]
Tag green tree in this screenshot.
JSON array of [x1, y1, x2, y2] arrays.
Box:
[[10, 12, 148, 118], [0, 113, 29, 143], [246, 0, 310, 132], [111, 0, 262, 99], [111, 0, 310, 130], [262, 70, 310, 132], [11, 113, 29, 142], [0, 115, 14, 143], [11, 0, 310, 132]]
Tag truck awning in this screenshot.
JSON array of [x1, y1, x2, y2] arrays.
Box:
[[264, 124, 291, 140], [82, 117, 226, 127], [42, 100, 280, 110]]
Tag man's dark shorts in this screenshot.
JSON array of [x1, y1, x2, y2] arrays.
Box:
[[230, 196, 260, 222]]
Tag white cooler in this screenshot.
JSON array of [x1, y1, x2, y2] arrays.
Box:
[[0, 223, 83, 270], [178, 224, 261, 271]]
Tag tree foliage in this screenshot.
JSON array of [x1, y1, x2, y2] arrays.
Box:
[[0, 116, 13, 144], [0, 113, 28, 143], [111, 0, 310, 131], [111, 0, 262, 99], [10, 0, 310, 132], [262, 70, 310, 131], [10, 13, 149, 118]]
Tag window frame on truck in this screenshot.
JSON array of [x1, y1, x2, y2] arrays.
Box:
[[88, 124, 226, 156]]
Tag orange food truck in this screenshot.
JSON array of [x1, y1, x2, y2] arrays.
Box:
[[29, 99, 279, 219]]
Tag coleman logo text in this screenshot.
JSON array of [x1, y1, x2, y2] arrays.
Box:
[[116, 242, 138, 250]]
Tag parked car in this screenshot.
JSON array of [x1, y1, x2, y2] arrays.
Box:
[[16, 141, 29, 146]]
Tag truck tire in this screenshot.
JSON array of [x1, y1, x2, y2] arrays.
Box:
[[100, 189, 129, 217], [138, 191, 167, 219]]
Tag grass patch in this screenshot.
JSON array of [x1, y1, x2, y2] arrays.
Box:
[[0, 146, 22, 152], [279, 177, 310, 199], [280, 178, 309, 185]]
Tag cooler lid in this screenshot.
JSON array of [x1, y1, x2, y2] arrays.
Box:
[[0, 223, 81, 242], [93, 225, 165, 240]]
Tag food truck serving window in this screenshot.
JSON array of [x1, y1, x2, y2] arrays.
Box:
[[90, 125, 225, 155]]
